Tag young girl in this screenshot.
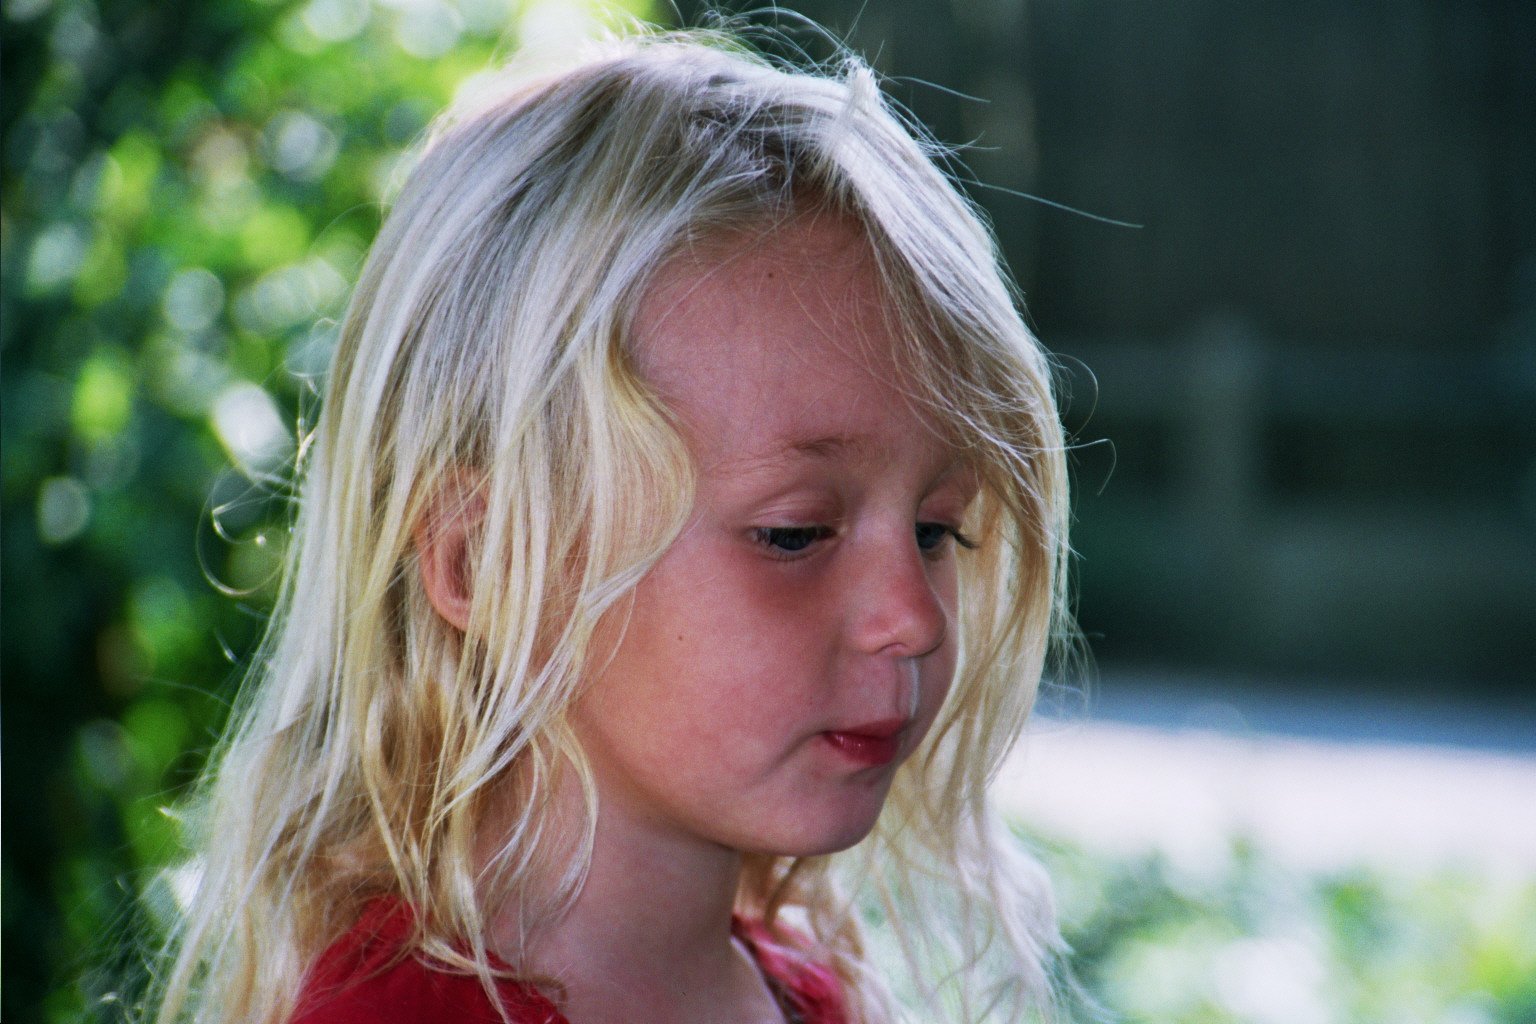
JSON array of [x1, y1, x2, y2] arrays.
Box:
[[151, 27, 1073, 1024]]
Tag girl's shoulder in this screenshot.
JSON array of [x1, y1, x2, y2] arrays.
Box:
[[290, 900, 850, 1024], [732, 916, 852, 1024], [289, 900, 564, 1024]]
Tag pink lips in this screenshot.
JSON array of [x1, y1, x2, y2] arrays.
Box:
[[822, 718, 907, 767]]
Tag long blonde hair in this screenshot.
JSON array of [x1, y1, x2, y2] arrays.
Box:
[[152, 28, 1074, 1024]]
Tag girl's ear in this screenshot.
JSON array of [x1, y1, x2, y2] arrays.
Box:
[[415, 475, 486, 633]]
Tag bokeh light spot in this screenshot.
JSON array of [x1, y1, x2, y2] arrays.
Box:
[[211, 381, 293, 479], [393, 0, 463, 59], [301, 0, 370, 42], [37, 475, 92, 544], [27, 222, 87, 293], [265, 110, 339, 180], [163, 268, 225, 333], [71, 351, 134, 442]]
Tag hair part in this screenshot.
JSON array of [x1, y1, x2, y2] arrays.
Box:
[[151, 27, 1075, 1024]]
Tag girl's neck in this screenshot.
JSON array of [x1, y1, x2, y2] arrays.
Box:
[[488, 774, 783, 1024]]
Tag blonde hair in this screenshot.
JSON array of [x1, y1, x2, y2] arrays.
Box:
[[151, 28, 1074, 1024]]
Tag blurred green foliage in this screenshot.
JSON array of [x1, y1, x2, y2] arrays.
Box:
[[4, 2, 1533, 1023], [1035, 833, 1536, 1024]]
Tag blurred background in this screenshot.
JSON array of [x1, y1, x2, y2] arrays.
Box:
[[3, 1, 1533, 1022]]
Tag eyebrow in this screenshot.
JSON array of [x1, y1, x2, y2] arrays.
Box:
[[778, 433, 875, 461], [716, 432, 968, 484], [718, 433, 876, 476]]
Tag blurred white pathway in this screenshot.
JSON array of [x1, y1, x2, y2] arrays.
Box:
[[995, 714, 1536, 877]]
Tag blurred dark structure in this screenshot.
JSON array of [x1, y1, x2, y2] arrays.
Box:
[[679, 0, 1536, 695]]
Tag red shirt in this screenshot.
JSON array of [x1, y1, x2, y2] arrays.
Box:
[[291, 900, 849, 1024]]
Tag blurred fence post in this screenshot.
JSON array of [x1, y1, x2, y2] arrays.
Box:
[[1178, 312, 1264, 624]]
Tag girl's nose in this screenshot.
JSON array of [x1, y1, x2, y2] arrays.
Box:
[[849, 529, 949, 658]]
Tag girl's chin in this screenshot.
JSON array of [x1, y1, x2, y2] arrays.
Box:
[[737, 802, 890, 859]]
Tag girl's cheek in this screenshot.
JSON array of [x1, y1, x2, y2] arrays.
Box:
[[925, 648, 960, 717]]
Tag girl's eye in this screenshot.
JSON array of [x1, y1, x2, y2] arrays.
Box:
[[753, 525, 834, 556], [916, 522, 977, 554]]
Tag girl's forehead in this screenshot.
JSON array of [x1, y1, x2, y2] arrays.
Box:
[[631, 217, 898, 385], [629, 217, 964, 474]]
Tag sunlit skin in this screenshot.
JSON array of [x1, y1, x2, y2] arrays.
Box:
[[475, 218, 977, 1023]]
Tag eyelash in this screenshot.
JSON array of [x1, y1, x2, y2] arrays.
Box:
[[752, 523, 977, 560], [752, 525, 833, 558], [916, 522, 978, 554]]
